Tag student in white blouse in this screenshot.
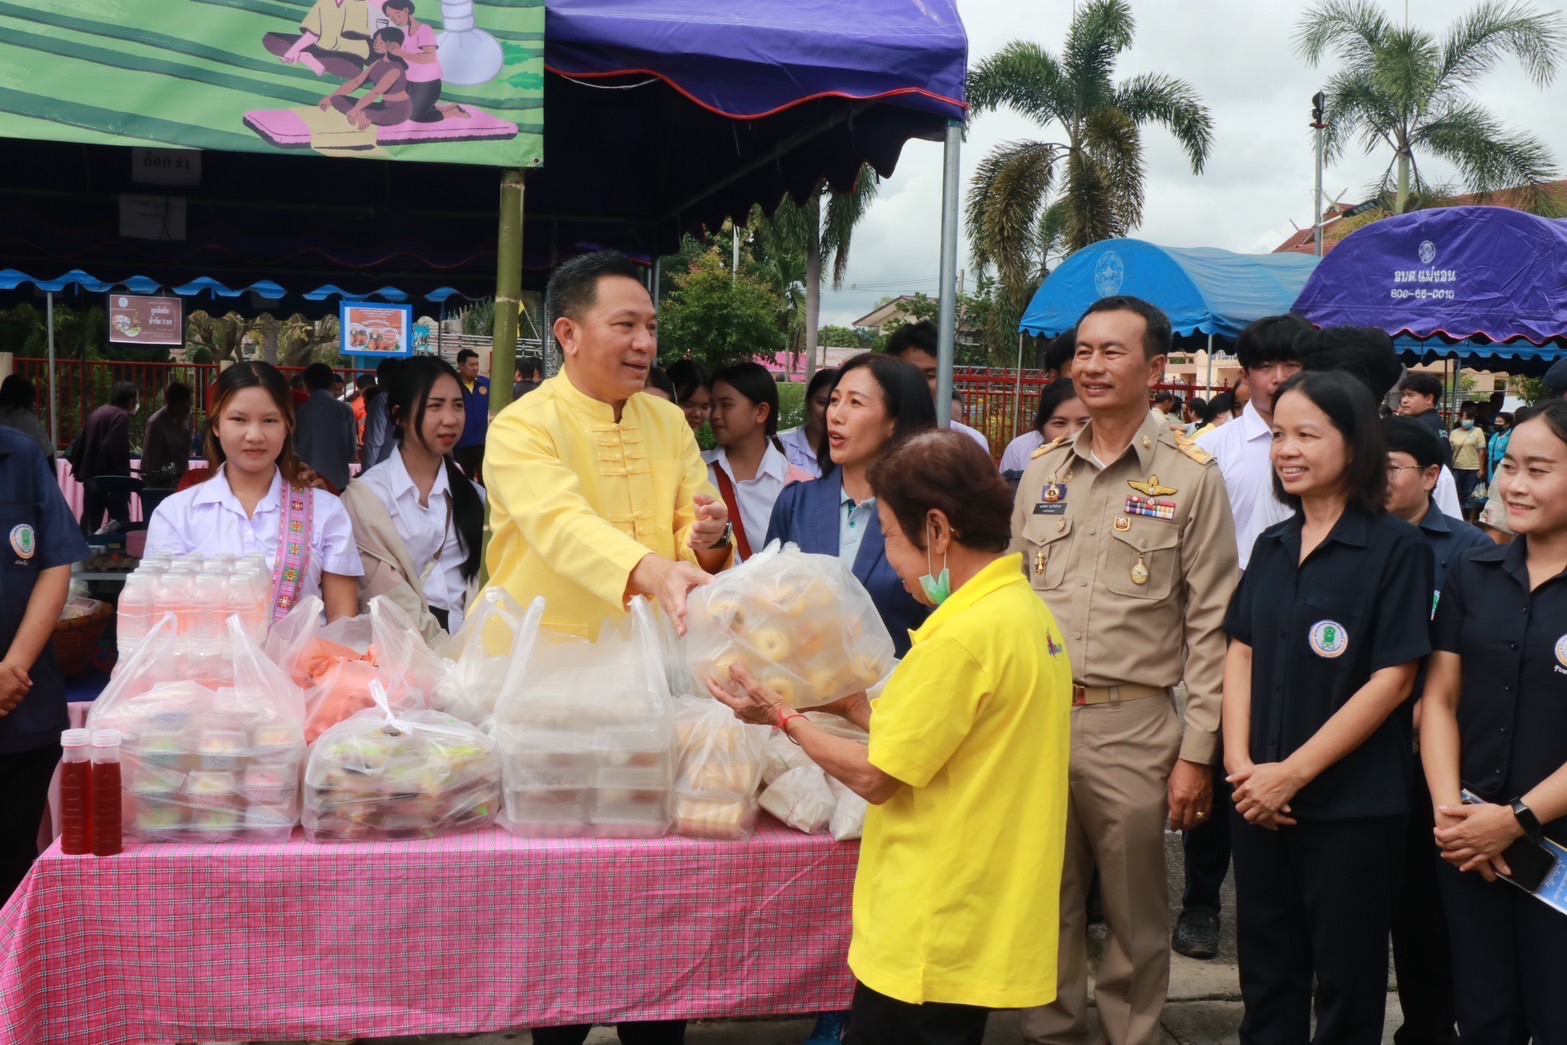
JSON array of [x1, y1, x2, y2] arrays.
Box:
[[342, 356, 486, 642], [704, 361, 810, 562], [776, 367, 836, 480], [144, 362, 363, 622]]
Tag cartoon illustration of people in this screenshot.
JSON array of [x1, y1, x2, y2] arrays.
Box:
[[383, 0, 470, 121], [319, 28, 412, 129], [264, 0, 376, 80]]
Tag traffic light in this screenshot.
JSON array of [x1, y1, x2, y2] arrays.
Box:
[[1311, 91, 1327, 126]]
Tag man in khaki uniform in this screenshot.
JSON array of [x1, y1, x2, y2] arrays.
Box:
[[1014, 297, 1238, 1045]]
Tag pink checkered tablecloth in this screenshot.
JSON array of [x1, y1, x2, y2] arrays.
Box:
[[0, 821, 858, 1045]]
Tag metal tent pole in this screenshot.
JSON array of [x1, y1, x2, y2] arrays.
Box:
[[934, 121, 961, 429], [47, 291, 58, 448]]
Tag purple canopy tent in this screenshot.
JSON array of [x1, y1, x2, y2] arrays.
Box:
[[1291, 206, 1567, 371]]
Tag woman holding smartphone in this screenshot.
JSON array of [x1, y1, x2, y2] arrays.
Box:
[[1421, 399, 1567, 1042]]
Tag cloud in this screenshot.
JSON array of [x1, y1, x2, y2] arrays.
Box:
[[820, 0, 1567, 326]]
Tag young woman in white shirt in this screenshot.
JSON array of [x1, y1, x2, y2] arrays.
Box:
[[144, 361, 363, 622], [342, 356, 486, 641], [776, 366, 836, 479], [704, 361, 809, 562]]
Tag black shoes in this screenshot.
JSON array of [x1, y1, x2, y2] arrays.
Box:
[[1172, 905, 1220, 960]]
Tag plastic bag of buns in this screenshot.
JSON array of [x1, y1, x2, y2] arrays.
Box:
[[671, 696, 768, 839], [685, 541, 896, 709]]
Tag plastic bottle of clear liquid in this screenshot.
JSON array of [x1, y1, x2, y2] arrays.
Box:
[[241, 555, 274, 634], [90, 729, 123, 857], [115, 571, 157, 658], [155, 561, 196, 639], [59, 729, 93, 855], [226, 572, 266, 646], [188, 573, 228, 646]]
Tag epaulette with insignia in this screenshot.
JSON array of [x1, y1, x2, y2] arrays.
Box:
[[1030, 435, 1069, 460], [1177, 440, 1214, 465]]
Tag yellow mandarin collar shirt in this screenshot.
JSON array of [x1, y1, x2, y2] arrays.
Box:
[[854, 553, 1073, 1008], [482, 372, 722, 638]]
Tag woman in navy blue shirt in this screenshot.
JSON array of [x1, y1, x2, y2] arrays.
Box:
[[1421, 400, 1567, 1042], [1222, 371, 1433, 1044], [1, 427, 90, 903]]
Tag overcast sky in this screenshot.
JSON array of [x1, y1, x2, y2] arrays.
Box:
[[816, 0, 1567, 328]]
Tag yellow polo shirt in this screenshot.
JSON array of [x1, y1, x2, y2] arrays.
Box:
[[851, 553, 1072, 1008], [482, 374, 721, 638]]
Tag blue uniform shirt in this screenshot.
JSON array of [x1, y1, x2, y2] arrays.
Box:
[[0, 427, 90, 754], [459, 375, 491, 448]]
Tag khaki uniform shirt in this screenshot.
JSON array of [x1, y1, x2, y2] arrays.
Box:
[[1009, 411, 1238, 765]]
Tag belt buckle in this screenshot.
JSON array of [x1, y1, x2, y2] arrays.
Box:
[[1072, 684, 1087, 707]]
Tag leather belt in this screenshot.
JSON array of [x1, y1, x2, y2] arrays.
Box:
[[1072, 683, 1168, 707]]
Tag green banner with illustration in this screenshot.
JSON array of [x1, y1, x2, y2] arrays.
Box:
[[0, 0, 542, 167]]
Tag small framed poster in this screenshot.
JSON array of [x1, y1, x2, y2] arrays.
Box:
[[340, 302, 414, 358], [109, 295, 183, 346]]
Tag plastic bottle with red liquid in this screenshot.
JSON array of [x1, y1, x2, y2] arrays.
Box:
[[90, 729, 124, 856], [59, 729, 93, 855]]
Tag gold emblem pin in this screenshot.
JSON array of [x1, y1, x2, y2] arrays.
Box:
[[1131, 553, 1150, 586], [1114, 517, 1131, 532], [1142, 435, 1153, 448], [1034, 550, 1047, 575], [1128, 475, 1178, 497]]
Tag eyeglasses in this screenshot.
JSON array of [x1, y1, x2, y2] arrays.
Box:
[[1386, 465, 1426, 474]]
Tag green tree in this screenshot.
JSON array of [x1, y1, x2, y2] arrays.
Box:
[[816, 324, 873, 348], [657, 249, 786, 370], [762, 167, 882, 376], [1295, 0, 1564, 215], [966, 0, 1213, 272]]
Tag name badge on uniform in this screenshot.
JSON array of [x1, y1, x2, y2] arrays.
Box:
[[10, 523, 34, 561], [1033, 502, 1066, 516]]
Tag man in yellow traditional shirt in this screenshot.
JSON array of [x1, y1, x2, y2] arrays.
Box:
[[485, 249, 731, 636], [486, 252, 730, 1045]]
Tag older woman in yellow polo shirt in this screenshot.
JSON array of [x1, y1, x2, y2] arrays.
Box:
[[710, 429, 1072, 1045]]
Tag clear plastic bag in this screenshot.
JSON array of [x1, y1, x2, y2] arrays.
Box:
[[303, 681, 501, 841], [88, 613, 307, 843], [826, 776, 868, 842], [671, 696, 767, 839], [495, 597, 675, 839], [759, 764, 836, 835], [267, 596, 441, 742], [435, 590, 545, 729], [685, 541, 896, 708]]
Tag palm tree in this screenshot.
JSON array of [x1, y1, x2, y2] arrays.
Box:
[[764, 166, 881, 377], [1295, 0, 1564, 215], [965, 0, 1213, 302]]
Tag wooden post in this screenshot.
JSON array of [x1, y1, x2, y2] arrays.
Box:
[[490, 169, 525, 418]]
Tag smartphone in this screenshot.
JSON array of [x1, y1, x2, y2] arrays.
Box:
[[1460, 788, 1557, 893]]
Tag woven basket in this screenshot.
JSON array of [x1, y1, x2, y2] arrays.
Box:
[[52, 600, 113, 678]]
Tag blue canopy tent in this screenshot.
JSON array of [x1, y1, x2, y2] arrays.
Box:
[[1018, 240, 1320, 391], [1291, 206, 1567, 374]]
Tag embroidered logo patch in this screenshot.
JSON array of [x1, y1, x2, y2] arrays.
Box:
[[1555, 634, 1567, 670], [10, 523, 35, 560], [1309, 620, 1348, 659]]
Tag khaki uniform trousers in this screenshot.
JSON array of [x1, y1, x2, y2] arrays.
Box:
[[1022, 691, 1182, 1045]]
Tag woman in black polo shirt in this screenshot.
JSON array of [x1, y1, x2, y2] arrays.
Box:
[[1421, 400, 1567, 1042], [1222, 370, 1434, 1044]]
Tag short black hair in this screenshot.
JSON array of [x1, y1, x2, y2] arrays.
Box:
[[804, 366, 838, 403], [1043, 329, 1076, 374], [1187, 397, 1209, 420], [1272, 370, 1388, 517], [1234, 314, 1311, 371], [355, 373, 376, 390], [665, 359, 711, 405], [1298, 326, 1402, 401], [710, 361, 781, 436], [518, 355, 544, 380], [1080, 296, 1172, 359], [303, 363, 337, 391], [1398, 371, 1443, 401], [455, 348, 479, 365], [164, 381, 194, 407], [1154, 391, 1177, 406], [1383, 416, 1444, 470], [546, 250, 646, 326], [376, 357, 402, 381], [1494, 410, 1514, 427], [110, 381, 138, 409], [645, 366, 676, 399], [1208, 391, 1235, 418], [885, 319, 938, 359], [0, 374, 35, 410]]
